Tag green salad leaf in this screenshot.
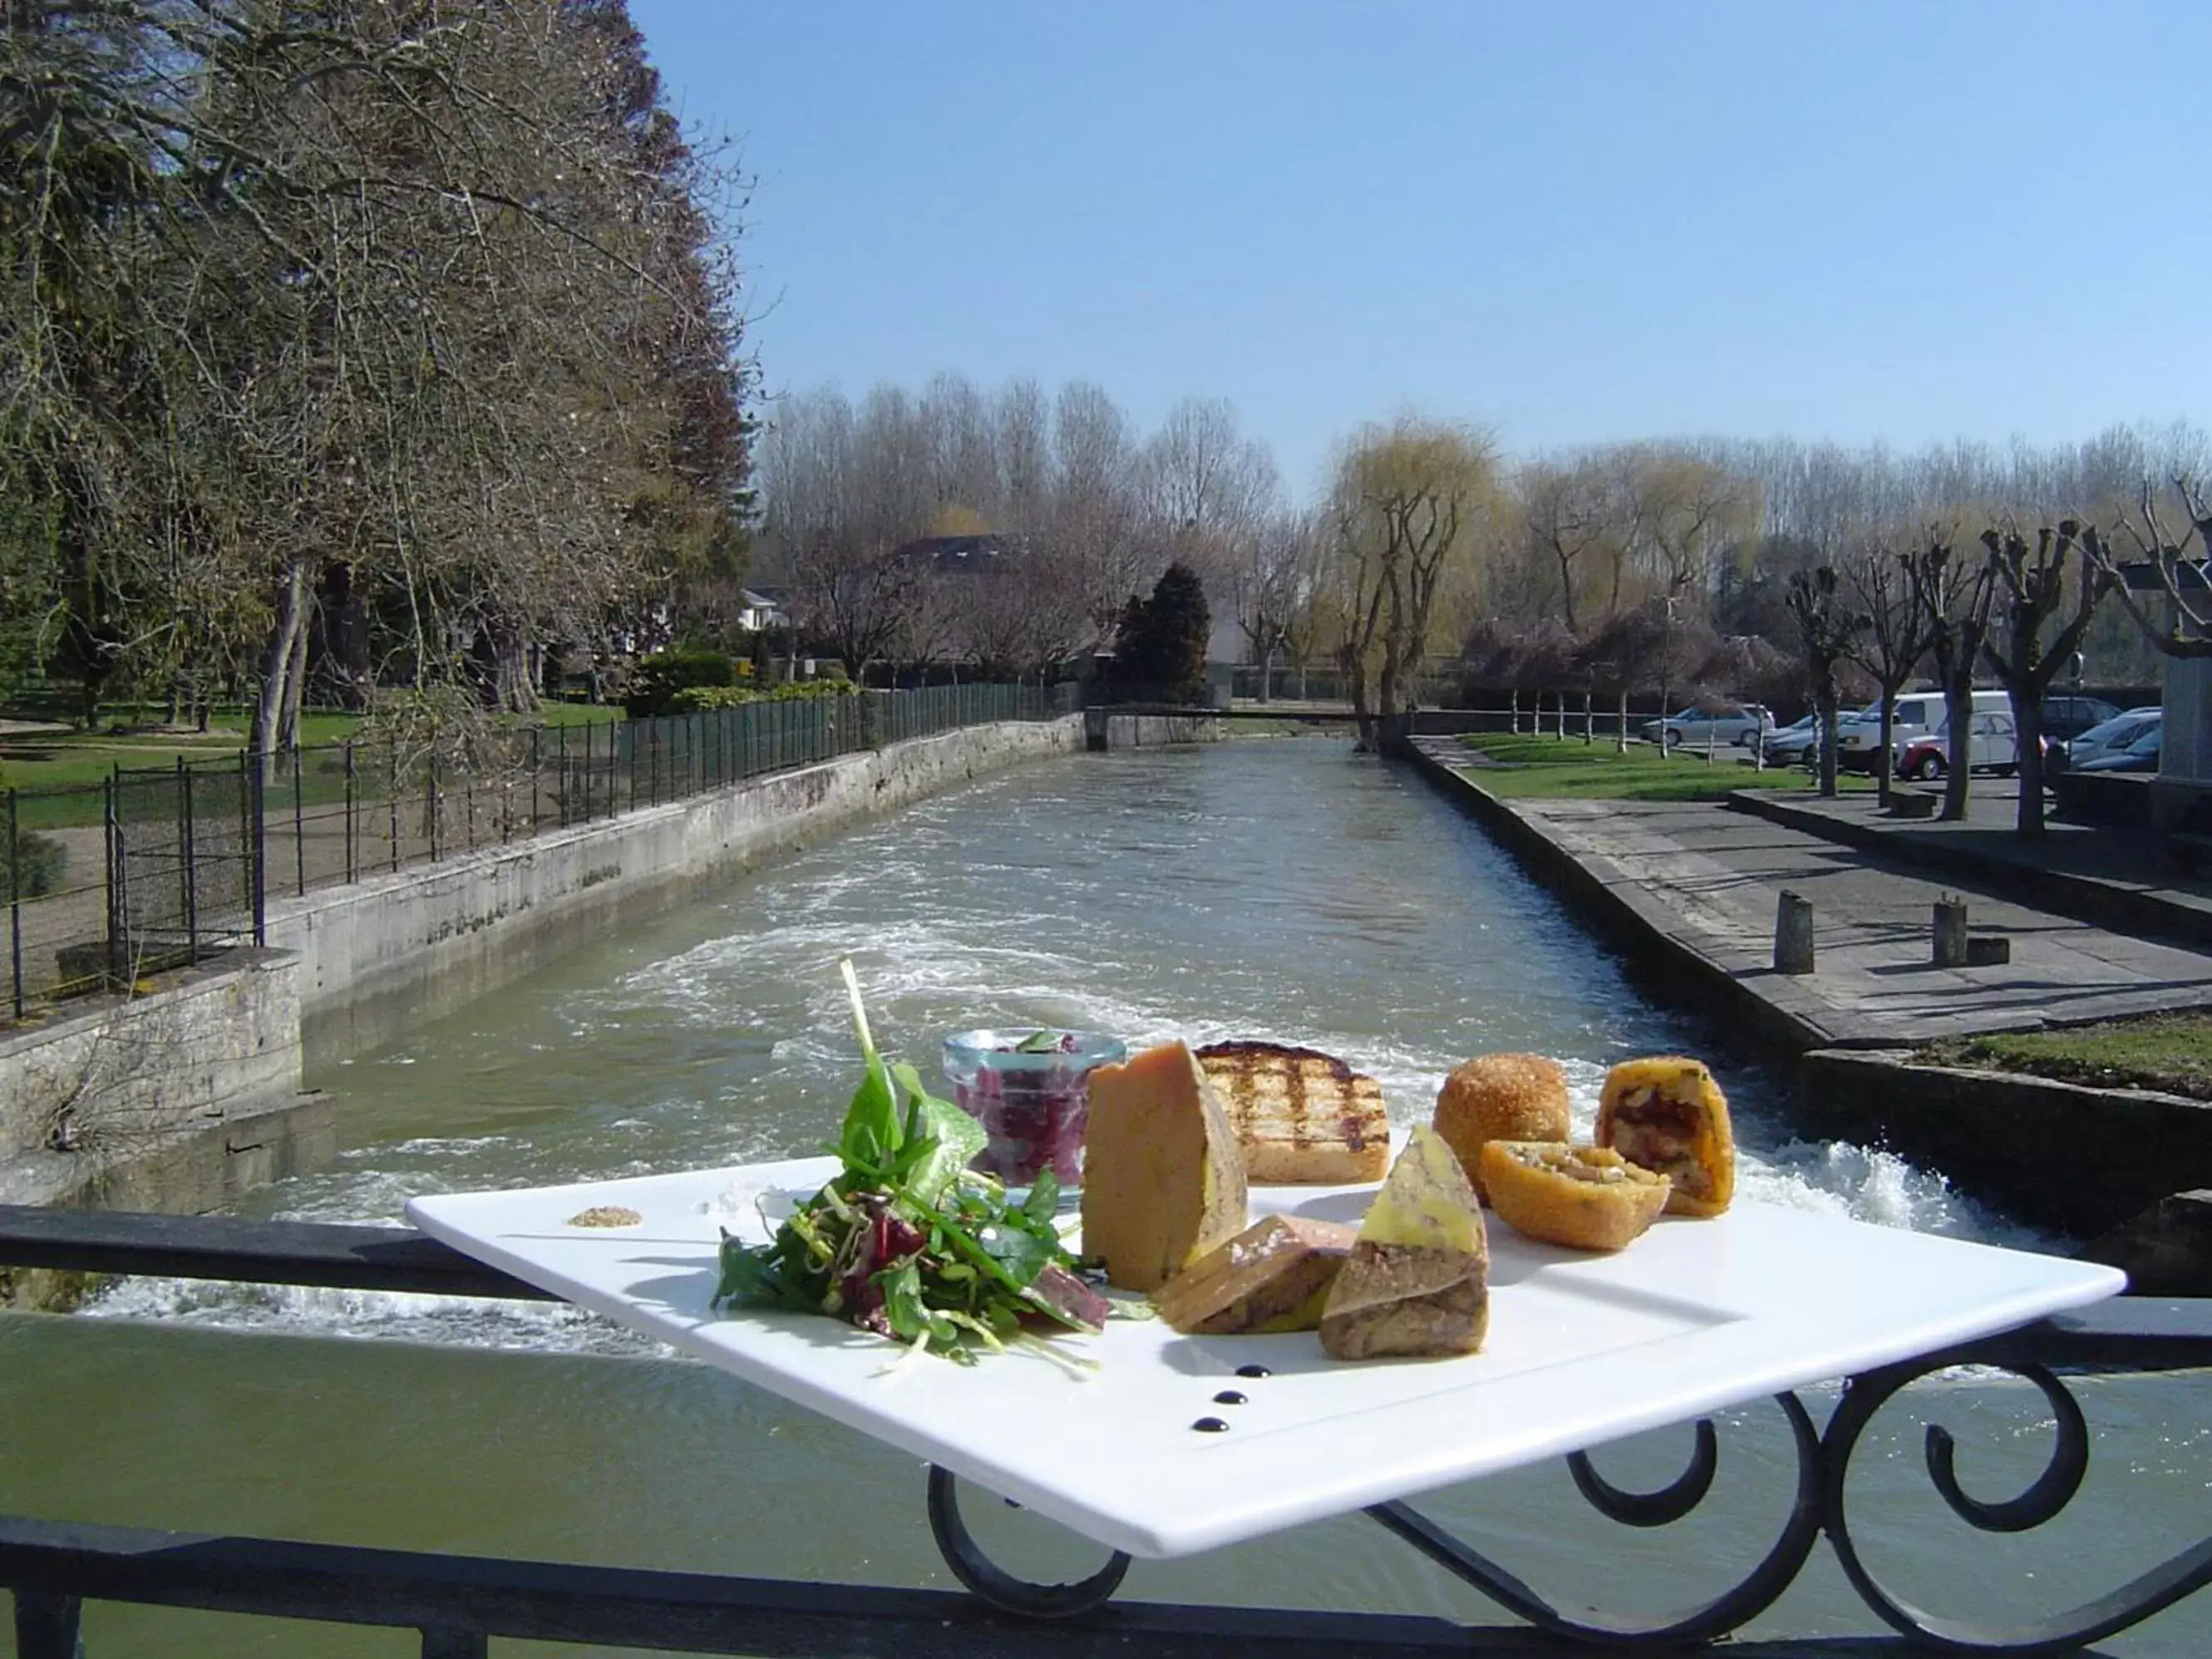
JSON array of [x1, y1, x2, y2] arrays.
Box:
[[709, 960, 1108, 1363]]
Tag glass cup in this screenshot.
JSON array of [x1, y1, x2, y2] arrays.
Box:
[[941, 1029, 1126, 1186]]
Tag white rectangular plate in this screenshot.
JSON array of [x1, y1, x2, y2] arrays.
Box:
[[406, 1160, 2122, 1559]]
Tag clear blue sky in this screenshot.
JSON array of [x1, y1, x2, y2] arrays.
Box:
[[632, 0, 2210, 499]]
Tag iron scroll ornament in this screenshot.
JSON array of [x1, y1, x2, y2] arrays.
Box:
[[1820, 1355, 2212, 1655], [924, 1394, 1826, 1641], [925, 1465, 1131, 1618], [1369, 1391, 1825, 1647], [926, 1371, 2211, 1647]]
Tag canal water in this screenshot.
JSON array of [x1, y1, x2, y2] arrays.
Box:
[[2, 737, 2204, 1655]]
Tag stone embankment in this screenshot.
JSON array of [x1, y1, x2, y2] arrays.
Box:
[[1407, 737, 2212, 1279], [274, 713, 1092, 1066]]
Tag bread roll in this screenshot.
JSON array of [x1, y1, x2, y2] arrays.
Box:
[[1433, 1052, 1571, 1201]]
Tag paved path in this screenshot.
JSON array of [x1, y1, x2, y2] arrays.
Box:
[[1733, 785, 2212, 948], [1418, 744, 2212, 1048]]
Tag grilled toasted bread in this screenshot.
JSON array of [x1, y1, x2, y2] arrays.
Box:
[[1195, 1041, 1391, 1184]]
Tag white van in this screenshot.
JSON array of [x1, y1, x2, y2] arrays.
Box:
[[1836, 689, 2012, 772]]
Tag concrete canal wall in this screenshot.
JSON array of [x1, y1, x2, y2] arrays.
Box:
[[0, 950, 330, 1226], [273, 714, 1092, 1068], [1796, 1048, 2212, 1237]]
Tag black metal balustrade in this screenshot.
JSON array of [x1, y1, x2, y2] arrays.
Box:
[[0, 1205, 2206, 1658]]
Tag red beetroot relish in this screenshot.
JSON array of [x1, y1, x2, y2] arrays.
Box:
[[943, 1029, 1126, 1185]]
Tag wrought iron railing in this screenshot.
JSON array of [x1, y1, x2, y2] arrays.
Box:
[[0, 1206, 2205, 1657]]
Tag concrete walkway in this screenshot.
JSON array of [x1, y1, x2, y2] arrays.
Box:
[[1732, 784, 2212, 950], [1413, 741, 2212, 1050]]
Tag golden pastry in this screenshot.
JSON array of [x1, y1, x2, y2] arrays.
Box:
[[1479, 1141, 1671, 1251], [1597, 1056, 1735, 1218]]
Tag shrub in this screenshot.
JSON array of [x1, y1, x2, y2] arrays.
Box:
[[1111, 563, 1210, 703], [625, 649, 738, 718], [3, 830, 68, 899], [668, 685, 752, 712], [665, 680, 862, 715]]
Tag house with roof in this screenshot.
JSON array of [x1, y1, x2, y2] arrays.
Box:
[[735, 588, 790, 633]]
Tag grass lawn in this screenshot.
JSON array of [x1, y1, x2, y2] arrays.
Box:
[[1919, 1015, 2212, 1103], [1458, 731, 1875, 802], [1, 702, 621, 825]]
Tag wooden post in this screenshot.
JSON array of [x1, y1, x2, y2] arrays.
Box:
[[1774, 890, 1815, 974], [1934, 893, 1969, 967], [1615, 689, 1629, 754], [1583, 692, 1594, 744]]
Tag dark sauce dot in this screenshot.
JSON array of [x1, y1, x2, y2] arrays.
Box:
[[1234, 1364, 1272, 1379], [1191, 1416, 1230, 1434], [1212, 1391, 1248, 1406]]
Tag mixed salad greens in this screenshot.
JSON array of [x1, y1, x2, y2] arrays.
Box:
[[710, 962, 1111, 1364]]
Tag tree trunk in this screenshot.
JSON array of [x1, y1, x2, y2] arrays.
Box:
[[2014, 696, 2047, 837], [1346, 654, 1377, 753], [278, 607, 310, 751], [1816, 687, 1839, 797], [1374, 650, 1402, 754], [1875, 697, 1897, 807], [1941, 684, 1973, 821], [251, 559, 309, 775]]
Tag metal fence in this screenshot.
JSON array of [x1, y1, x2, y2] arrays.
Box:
[[0, 1205, 2207, 1657], [4, 682, 1079, 1021]]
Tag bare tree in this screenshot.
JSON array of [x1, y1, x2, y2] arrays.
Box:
[[1978, 523, 2106, 836], [945, 543, 1096, 682], [1909, 534, 1999, 822], [1140, 396, 1278, 597], [2081, 478, 2212, 657], [1841, 541, 1934, 806], [1785, 568, 1865, 797], [1518, 455, 1612, 633], [1049, 380, 1145, 642], [1229, 509, 1324, 699], [997, 377, 1052, 531]]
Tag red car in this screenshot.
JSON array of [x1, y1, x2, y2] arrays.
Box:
[[1895, 711, 2040, 780]]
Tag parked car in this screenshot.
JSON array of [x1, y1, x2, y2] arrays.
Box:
[[1837, 689, 2012, 772], [1761, 714, 1820, 764], [1762, 711, 1870, 766], [1639, 702, 1775, 750], [2039, 694, 2122, 743], [1894, 711, 2025, 780], [2075, 725, 2162, 774], [2053, 707, 2160, 772]]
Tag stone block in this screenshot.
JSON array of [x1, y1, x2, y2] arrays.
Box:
[[2077, 1190, 2212, 1296], [1964, 935, 2012, 967]]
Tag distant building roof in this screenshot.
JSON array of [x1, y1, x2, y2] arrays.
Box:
[[888, 534, 1029, 572], [2121, 560, 2211, 592]]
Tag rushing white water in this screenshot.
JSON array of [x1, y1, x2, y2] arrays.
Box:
[[86, 736, 2034, 1346]]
